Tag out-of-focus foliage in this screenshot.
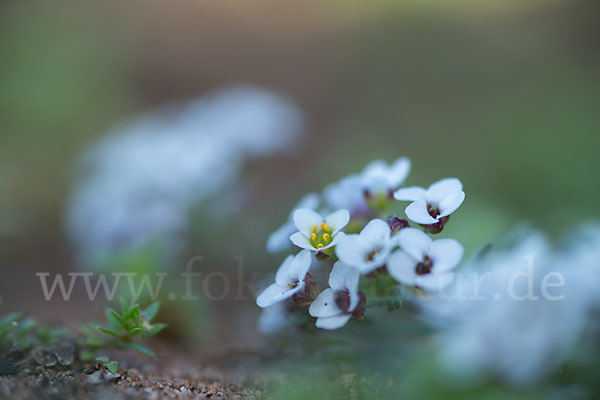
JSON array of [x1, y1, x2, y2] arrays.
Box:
[[79, 299, 166, 360]]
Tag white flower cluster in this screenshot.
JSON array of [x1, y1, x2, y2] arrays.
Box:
[[424, 225, 600, 385], [66, 85, 304, 268], [257, 157, 466, 331]]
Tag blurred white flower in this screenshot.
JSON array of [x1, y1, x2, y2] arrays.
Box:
[[323, 157, 410, 217], [257, 302, 294, 335], [361, 158, 411, 197], [290, 209, 349, 252], [256, 250, 312, 308], [394, 178, 465, 231], [323, 175, 368, 216], [336, 219, 394, 274], [65, 85, 304, 267], [387, 228, 463, 291], [266, 193, 320, 254], [425, 231, 598, 385], [309, 262, 361, 330]]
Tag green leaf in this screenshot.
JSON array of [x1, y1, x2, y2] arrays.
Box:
[[119, 297, 129, 315], [128, 327, 143, 335], [105, 309, 123, 332], [0, 312, 21, 327], [105, 360, 119, 373], [79, 350, 96, 361], [17, 317, 37, 334], [89, 337, 106, 346], [109, 309, 129, 331], [129, 305, 140, 324], [128, 342, 155, 358], [97, 327, 121, 339], [143, 301, 160, 321], [95, 356, 109, 363], [145, 323, 166, 336]]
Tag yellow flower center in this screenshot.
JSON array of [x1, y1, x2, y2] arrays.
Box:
[[310, 223, 333, 249]]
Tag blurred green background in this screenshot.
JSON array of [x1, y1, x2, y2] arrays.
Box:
[[1, 0, 599, 397]]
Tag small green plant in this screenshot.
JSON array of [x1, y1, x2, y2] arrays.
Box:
[[79, 299, 166, 360], [0, 312, 37, 350], [95, 356, 119, 373]]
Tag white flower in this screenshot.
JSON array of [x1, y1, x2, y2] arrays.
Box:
[[424, 232, 580, 385], [323, 157, 410, 216], [266, 193, 320, 254], [394, 178, 465, 229], [66, 85, 305, 268], [323, 175, 368, 217], [387, 228, 463, 291], [336, 219, 394, 274], [256, 250, 312, 307], [257, 302, 293, 334], [290, 209, 349, 252], [361, 157, 411, 196], [309, 262, 361, 330]]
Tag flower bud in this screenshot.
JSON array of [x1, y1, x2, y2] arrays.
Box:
[[352, 291, 367, 320], [292, 274, 319, 307], [334, 290, 351, 313], [387, 216, 409, 235], [422, 216, 449, 234]]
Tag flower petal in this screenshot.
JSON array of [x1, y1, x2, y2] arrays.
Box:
[[439, 191, 465, 218], [293, 208, 323, 237], [335, 234, 368, 269], [288, 249, 312, 281], [426, 178, 463, 204], [415, 273, 455, 291], [309, 288, 341, 318], [387, 250, 418, 285], [326, 209, 350, 234], [429, 239, 463, 272], [275, 254, 295, 286], [257, 283, 292, 308], [328, 261, 359, 292], [394, 186, 426, 202], [296, 192, 320, 211], [405, 200, 439, 225], [398, 227, 431, 261], [266, 223, 294, 253], [388, 157, 411, 187], [360, 219, 391, 246], [315, 314, 352, 330], [290, 232, 316, 251], [361, 160, 387, 179]]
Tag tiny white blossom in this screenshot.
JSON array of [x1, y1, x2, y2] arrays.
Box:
[[256, 250, 312, 308], [309, 262, 360, 330], [336, 219, 394, 274], [323, 175, 368, 216], [323, 157, 411, 216], [394, 178, 465, 227], [361, 157, 411, 196], [266, 193, 320, 254], [290, 209, 349, 252], [387, 228, 463, 291]]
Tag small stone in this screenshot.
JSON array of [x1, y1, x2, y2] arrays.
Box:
[[32, 347, 57, 367], [7, 343, 24, 362], [53, 340, 75, 366]]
